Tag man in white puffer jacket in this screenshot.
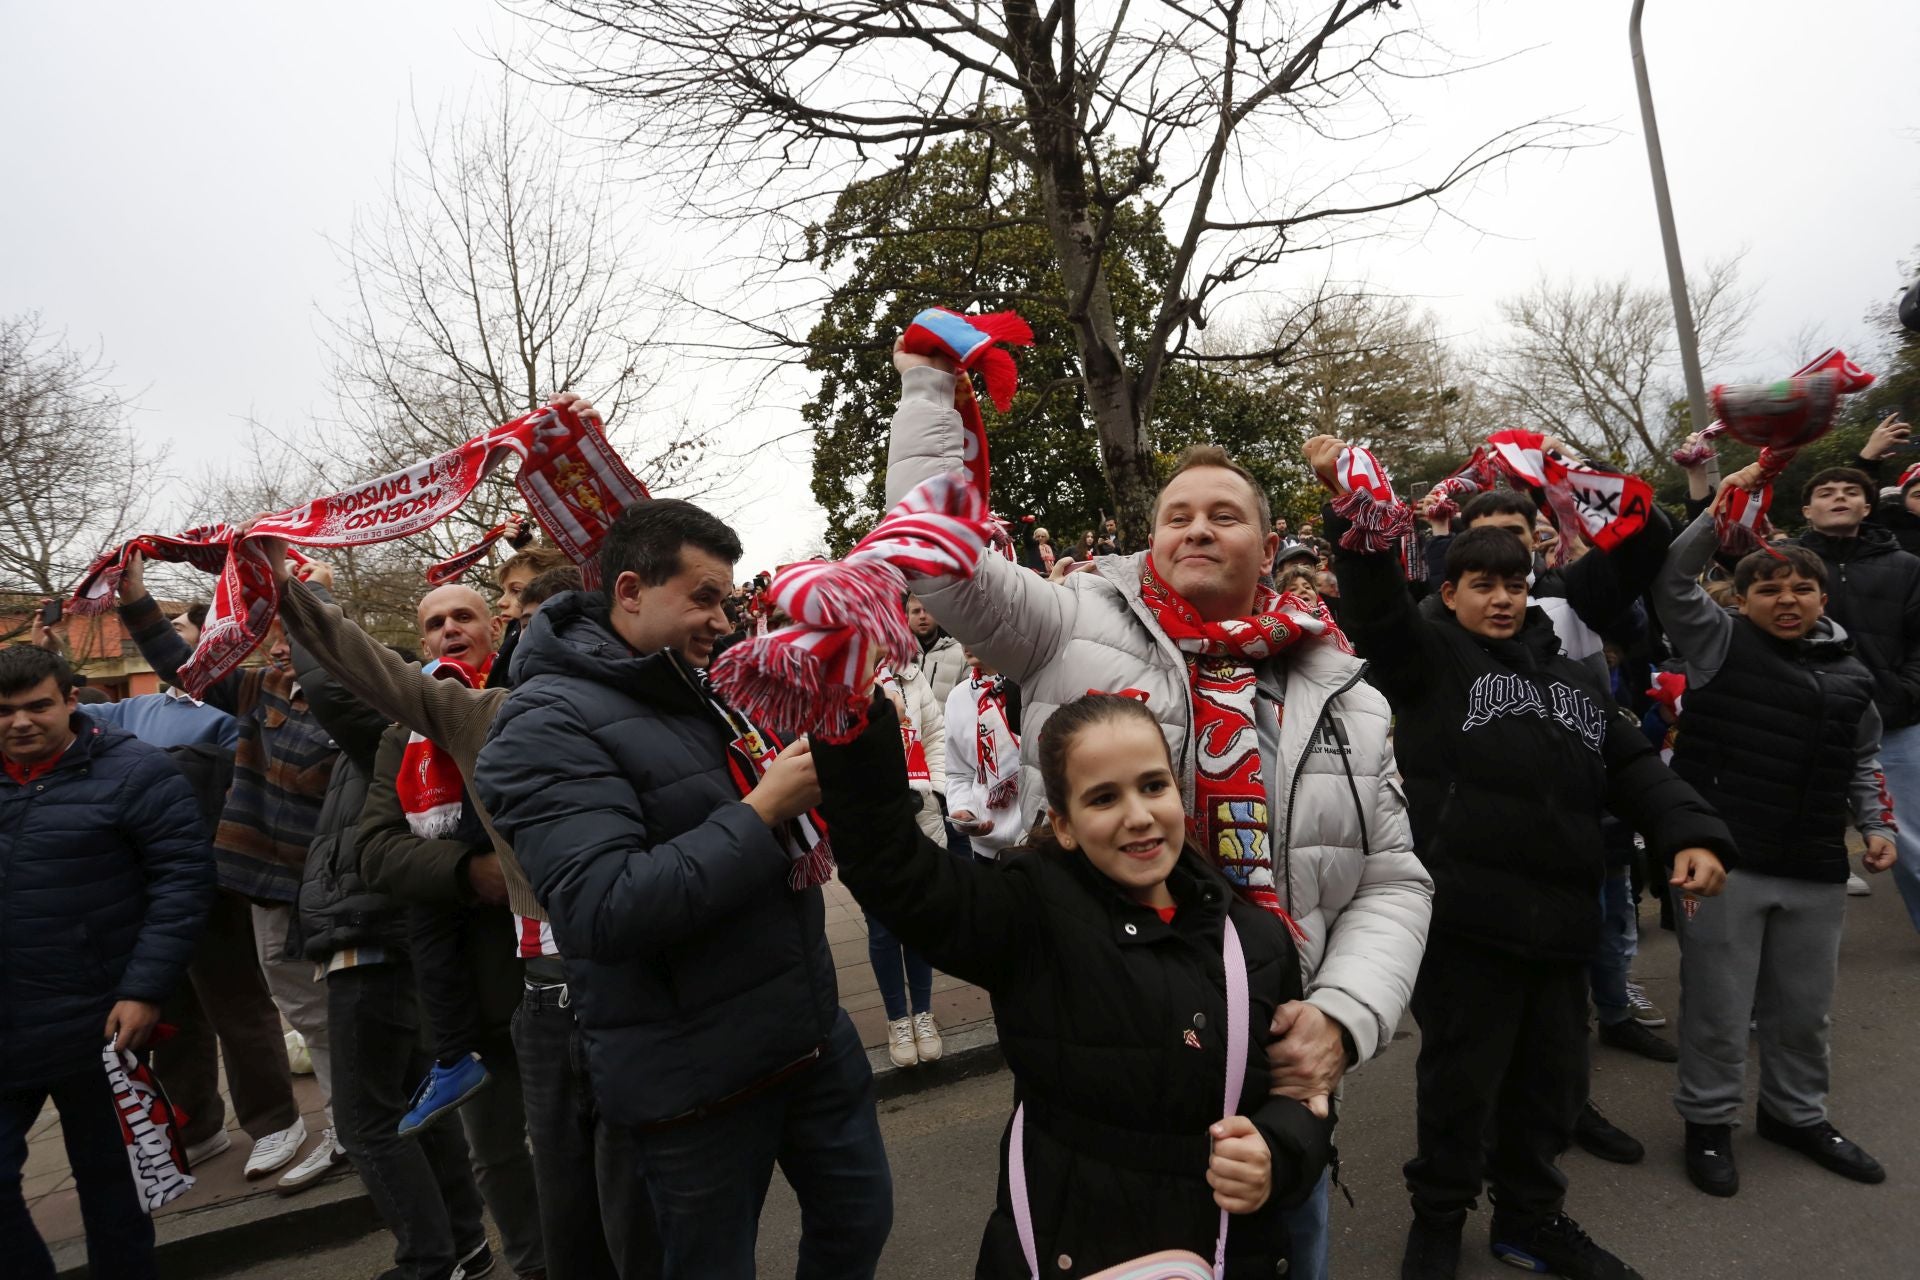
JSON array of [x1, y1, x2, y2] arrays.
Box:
[[886, 348, 1432, 1278]]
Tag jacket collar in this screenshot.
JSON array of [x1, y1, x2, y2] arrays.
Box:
[[1062, 841, 1232, 946], [1099, 551, 1367, 698], [512, 589, 715, 716], [1799, 523, 1900, 562]]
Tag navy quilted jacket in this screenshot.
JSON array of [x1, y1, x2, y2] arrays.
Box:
[[0, 718, 216, 1090], [474, 592, 841, 1127]]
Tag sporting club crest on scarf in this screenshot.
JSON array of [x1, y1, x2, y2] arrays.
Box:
[[69, 403, 649, 697]]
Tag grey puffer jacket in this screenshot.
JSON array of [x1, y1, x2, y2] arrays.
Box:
[[887, 366, 1432, 1063]]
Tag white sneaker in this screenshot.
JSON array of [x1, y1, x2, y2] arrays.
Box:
[[245, 1116, 308, 1180], [886, 1017, 919, 1068], [276, 1126, 345, 1195], [185, 1129, 232, 1168], [1847, 872, 1871, 897], [912, 1012, 944, 1062]]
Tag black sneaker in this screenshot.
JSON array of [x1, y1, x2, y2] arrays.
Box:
[[455, 1241, 495, 1280], [1402, 1211, 1464, 1279], [1490, 1211, 1642, 1279], [1684, 1121, 1738, 1197], [1596, 1018, 1678, 1063], [1572, 1101, 1644, 1164], [1755, 1109, 1885, 1184]]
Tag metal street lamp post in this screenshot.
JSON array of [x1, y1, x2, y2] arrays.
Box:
[[1629, 0, 1714, 449]]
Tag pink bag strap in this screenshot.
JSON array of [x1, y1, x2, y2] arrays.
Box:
[[1010, 915, 1250, 1280]]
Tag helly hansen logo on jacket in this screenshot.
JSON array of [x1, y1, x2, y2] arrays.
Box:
[[1461, 673, 1605, 753]]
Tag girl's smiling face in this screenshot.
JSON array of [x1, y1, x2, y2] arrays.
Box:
[[1049, 717, 1187, 908]]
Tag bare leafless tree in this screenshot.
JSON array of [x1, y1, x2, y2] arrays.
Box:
[[325, 86, 719, 587], [0, 314, 149, 595], [1479, 256, 1753, 468], [513, 0, 1585, 537]]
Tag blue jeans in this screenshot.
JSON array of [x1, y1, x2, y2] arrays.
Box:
[[1879, 724, 1920, 932], [1, 1067, 157, 1280], [631, 1010, 892, 1280], [866, 912, 933, 1021], [1280, 1170, 1330, 1280], [1589, 867, 1637, 1026]]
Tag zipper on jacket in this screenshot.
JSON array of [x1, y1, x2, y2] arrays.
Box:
[[1279, 664, 1371, 916]]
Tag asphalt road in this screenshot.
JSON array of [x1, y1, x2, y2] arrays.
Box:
[[217, 878, 1920, 1279]]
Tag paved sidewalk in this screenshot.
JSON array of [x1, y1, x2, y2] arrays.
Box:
[[28, 872, 995, 1271]]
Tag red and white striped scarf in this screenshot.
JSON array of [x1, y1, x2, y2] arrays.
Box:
[[708, 685, 834, 891], [876, 664, 933, 790], [970, 675, 1020, 811], [711, 470, 995, 743], [1137, 555, 1333, 931], [396, 657, 488, 838]]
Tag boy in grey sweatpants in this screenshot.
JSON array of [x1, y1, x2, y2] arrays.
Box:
[[1652, 509, 1897, 1197]]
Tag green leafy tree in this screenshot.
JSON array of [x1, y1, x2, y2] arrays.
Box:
[[804, 136, 1305, 554]]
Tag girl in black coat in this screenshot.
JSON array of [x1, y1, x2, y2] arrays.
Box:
[[813, 693, 1331, 1279]]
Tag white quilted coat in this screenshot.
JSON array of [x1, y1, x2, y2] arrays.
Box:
[[885, 366, 1432, 1063]]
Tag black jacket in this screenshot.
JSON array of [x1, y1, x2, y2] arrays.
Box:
[[1329, 523, 1735, 960], [815, 698, 1330, 1279], [290, 615, 409, 962], [1, 719, 216, 1090], [1873, 498, 1920, 556], [1669, 621, 1879, 884], [1795, 524, 1920, 728], [474, 591, 840, 1127]]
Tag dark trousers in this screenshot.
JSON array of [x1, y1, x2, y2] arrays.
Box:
[[411, 904, 487, 1064], [1, 1067, 158, 1280], [155, 888, 298, 1143], [329, 963, 486, 1280], [458, 1027, 546, 1275], [513, 980, 662, 1280], [1404, 938, 1587, 1230], [630, 1010, 892, 1280]]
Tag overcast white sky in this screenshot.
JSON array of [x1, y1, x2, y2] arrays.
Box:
[[4, 1, 1916, 578]]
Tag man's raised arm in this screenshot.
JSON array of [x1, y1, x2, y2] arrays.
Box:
[[883, 356, 1078, 684], [268, 554, 491, 758]]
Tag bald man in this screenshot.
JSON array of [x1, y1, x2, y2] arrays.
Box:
[[271, 553, 656, 1280]]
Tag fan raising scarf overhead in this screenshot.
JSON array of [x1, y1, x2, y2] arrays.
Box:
[[67, 403, 649, 697], [711, 309, 1029, 743]]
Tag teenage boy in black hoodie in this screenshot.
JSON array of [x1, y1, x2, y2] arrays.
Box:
[[1655, 505, 1894, 1197], [1306, 437, 1735, 1280], [1783, 464, 1920, 934]]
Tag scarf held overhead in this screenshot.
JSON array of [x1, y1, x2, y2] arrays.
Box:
[[898, 307, 1033, 504], [710, 469, 996, 743], [68, 403, 649, 698]]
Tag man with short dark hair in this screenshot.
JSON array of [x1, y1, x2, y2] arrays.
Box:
[[114, 555, 329, 1185], [476, 495, 893, 1279], [0, 646, 215, 1280]]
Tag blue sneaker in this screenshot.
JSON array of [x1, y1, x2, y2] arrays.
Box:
[[398, 1053, 492, 1136]]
